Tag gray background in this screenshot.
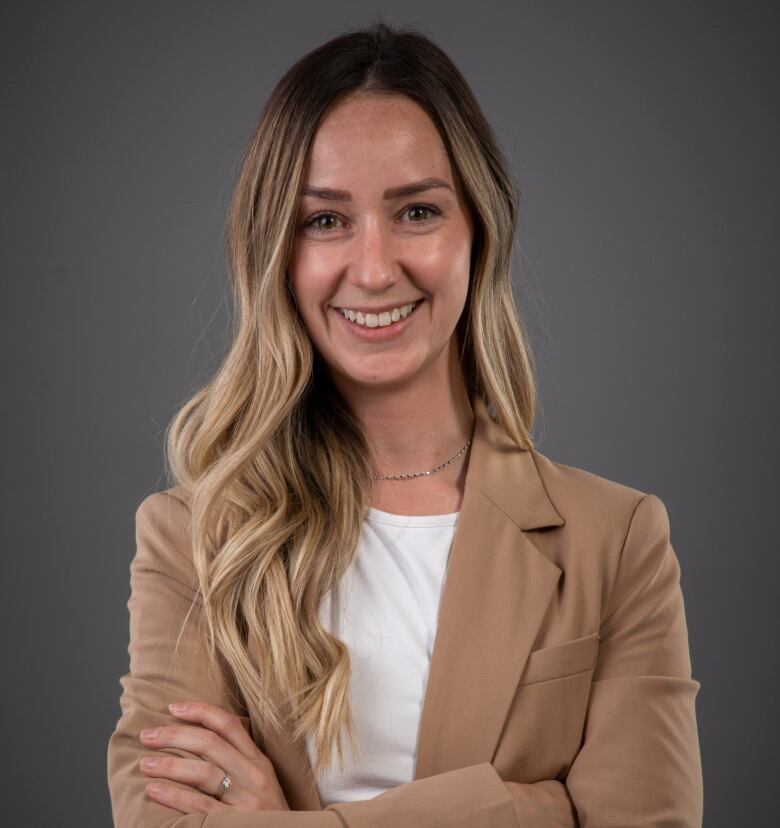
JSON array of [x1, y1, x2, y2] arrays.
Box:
[[2, 2, 777, 825]]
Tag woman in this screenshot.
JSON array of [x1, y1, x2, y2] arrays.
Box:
[[107, 21, 703, 827]]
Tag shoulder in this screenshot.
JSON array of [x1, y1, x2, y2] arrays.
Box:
[[526, 451, 679, 612], [132, 484, 195, 592], [529, 448, 668, 547], [135, 483, 192, 519], [531, 448, 645, 505], [134, 484, 192, 531]]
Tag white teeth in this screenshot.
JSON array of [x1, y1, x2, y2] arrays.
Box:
[[340, 302, 418, 328]]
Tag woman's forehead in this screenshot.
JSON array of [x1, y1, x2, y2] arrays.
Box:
[[310, 95, 448, 168]]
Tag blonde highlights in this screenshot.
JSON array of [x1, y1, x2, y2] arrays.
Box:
[[164, 21, 537, 777]]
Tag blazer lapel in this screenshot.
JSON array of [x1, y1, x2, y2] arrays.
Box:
[[251, 395, 565, 807], [412, 396, 565, 779]]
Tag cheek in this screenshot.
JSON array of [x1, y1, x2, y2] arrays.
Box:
[[426, 236, 472, 305], [289, 251, 334, 314], [431, 221, 471, 272]]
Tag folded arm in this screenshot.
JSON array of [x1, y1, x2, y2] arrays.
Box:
[[491, 494, 703, 828], [109, 490, 701, 827], [564, 493, 704, 827], [107, 492, 520, 827]]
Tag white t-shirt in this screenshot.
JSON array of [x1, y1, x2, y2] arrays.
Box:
[[305, 505, 459, 806]]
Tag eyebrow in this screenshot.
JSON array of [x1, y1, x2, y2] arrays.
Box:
[[301, 176, 454, 202]]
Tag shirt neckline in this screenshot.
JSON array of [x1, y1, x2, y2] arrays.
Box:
[[366, 505, 460, 527]]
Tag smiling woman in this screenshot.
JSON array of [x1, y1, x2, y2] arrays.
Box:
[[288, 92, 474, 393], [107, 19, 703, 828]]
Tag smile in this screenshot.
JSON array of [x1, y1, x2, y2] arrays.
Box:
[[338, 301, 418, 328], [333, 300, 424, 341]]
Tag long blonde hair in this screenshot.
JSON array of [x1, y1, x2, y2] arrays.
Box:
[[164, 20, 538, 776]]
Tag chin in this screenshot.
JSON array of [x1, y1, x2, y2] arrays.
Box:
[[335, 363, 418, 390]]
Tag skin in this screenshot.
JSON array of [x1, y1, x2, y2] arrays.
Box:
[[139, 92, 505, 813], [289, 91, 476, 516], [139, 703, 289, 812]]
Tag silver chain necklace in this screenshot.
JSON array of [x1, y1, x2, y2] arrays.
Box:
[[372, 439, 472, 481]]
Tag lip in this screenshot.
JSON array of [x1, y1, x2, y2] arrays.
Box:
[[333, 300, 424, 342]]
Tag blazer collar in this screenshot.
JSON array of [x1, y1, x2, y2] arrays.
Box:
[[254, 395, 566, 809], [463, 396, 565, 531]]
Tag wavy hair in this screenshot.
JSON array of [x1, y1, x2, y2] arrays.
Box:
[[164, 20, 538, 776]]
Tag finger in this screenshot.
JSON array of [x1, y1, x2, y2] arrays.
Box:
[[140, 723, 248, 783], [167, 701, 261, 759], [139, 754, 226, 798], [145, 781, 228, 815]]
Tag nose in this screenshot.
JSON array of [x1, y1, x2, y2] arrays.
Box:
[[348, 217, 398, 293]]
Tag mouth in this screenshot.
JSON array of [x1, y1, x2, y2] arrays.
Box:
[[332, 299, 425, 340]]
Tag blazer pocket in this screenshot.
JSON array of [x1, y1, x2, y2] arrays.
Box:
[[519, 631, 600, 686], [494, 632, 601, 781]]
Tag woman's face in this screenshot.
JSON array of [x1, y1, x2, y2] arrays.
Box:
[[288, 92, 474, 397]]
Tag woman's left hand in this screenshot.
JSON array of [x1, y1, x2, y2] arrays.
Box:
[[138, 701, 291, 814]]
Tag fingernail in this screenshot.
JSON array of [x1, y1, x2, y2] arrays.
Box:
[[141, 727, 160, 739], [141, 757, 160, 768], [147, 783, 166, 795], [168, 703, 187, 713]]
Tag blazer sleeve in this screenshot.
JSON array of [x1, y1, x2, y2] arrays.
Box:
[[564, 493, 704, 827], [107, 491, 520, 827]]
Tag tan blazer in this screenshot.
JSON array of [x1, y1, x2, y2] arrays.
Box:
[[107, 396, 703, 826]]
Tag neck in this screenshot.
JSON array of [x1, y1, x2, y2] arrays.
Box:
[[331, 337, 475, 481]]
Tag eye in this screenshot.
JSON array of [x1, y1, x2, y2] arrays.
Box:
[[301, 203, 443, 235], [403, 203, 443, 223], [302, 212, 343, 234]]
